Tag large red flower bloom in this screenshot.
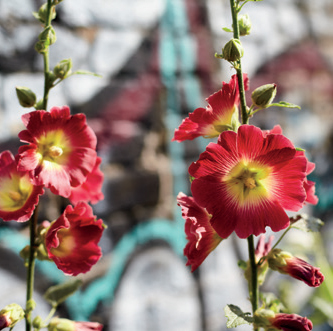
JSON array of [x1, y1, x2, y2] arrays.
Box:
[[177, 192, 222, 272], [172, 74, 249, 141], [189, 125, 308, 239], [17, 106, 97, 198], [68, 157, 104, 205], [45, 201, 104, 276], [0, 151, 44, 222]]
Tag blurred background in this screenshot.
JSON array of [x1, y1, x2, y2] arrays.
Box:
[[0, 0, 333, 330]]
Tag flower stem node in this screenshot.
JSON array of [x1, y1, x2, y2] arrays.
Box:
[[0, 304, 25, 330], [16, 86, 36, 108], [54, 59, 73, 80], [222, 38, 244, 62], [238, 14, 252, 36], [251, 84, 277, 109]]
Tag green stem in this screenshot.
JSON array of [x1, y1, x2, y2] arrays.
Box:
[[25, 206, 39, 331], [42, 0, 53, 111], [230, 0, 248, 124], [247, 235, 258, 315], [229, 0, 258, 326]]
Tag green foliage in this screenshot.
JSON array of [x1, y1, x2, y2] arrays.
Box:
[[44, 279, 83, 307], [224, 304, 253, 328], [290, 214, 324, 232]]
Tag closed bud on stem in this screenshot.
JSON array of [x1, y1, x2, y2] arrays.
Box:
[[35, 40, 49, 54], [39, 26, 57, 46], [54, 59, 73, 79], [222, 38, 244, 62], [238, 14, 252, 36], [33, 3, 56, 24], [251, 83, 277, 109], [0, 304, 25, 330], [33, 316, 45, 330], [253, 309, 276, 328], [267, 248, 324, 287], [16, 86, 36, 108]]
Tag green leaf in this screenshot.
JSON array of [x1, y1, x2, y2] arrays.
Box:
[[261, 292, 286, 313], [267, 101, 301, 109], [72, 70, 102, 78], [44, 279, 83, 306], [222, 27, 233, 33], [290, 214, 324, 232], [295, 147, 305, 152], [224, 304, 253, 328]]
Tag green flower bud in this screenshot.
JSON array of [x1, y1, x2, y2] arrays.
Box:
[[33, 3, 56, 24], [53, 59, 73, 79], [222, 38, 244, 62], [266, 248, 291, 271], [0, 304, 25, 329], [238, 14, 252, 36], [16, 86, 36, 108], [35, 40, 49, 54], [251, 83, 277, 108], [33, 316, 45, 330], [39, 26, 57, 46]]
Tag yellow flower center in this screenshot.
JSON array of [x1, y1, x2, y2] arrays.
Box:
[[225, 161, 272, 206], [0, 174, 32, 211], [50, 228, 75, 258], [48, 146, 63, 158]]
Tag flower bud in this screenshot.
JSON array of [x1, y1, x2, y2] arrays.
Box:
[[238, 14, 252, 36], [49, 318, 75, 331], [267, 249, 324, 287], [222, 38, 244, 62], [35, 40, 49, 54], [0, 304, 25, 330], [33, 3, 56, 24], [54, 59, 73, 79], [16, 86, 36, 108], [39, 26, 57, 46], [251, 83, 277, 108], [33, 316, 44, 330]]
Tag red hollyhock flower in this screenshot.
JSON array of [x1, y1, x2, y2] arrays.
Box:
[[189, 125, 308, 239], [172, 74, 249, 141], [177, 192, 222, 272], [269, 313, 313, 331], [45, 201, 104, 276], [48, 318, 103, 331], [68, 157, 104, 205], [0, 151, 44, 222], [264, 125, 318, 206], [17, 106, 97, 198], [267, 249, 324, 287]]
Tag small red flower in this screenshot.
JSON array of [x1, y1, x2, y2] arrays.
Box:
[[68, 157, 104, 205], [45, 201, 104, 276], [172, 74, 249, 141], [177, 192, 222, 272], [17, 106, 97, 198], [0, 151, 44, 222], [269, 313, 313, 331], [189, 125, 308, 239], [267, 249, 324, 287], [48, 318, 103, 331]]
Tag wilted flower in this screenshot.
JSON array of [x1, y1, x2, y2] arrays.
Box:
[[45, 202, 104, 276], [189, 125, 309, 239], [177, 192, 222, 272], [17, 106, 97, 198], [0, 151, 44, 222]]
